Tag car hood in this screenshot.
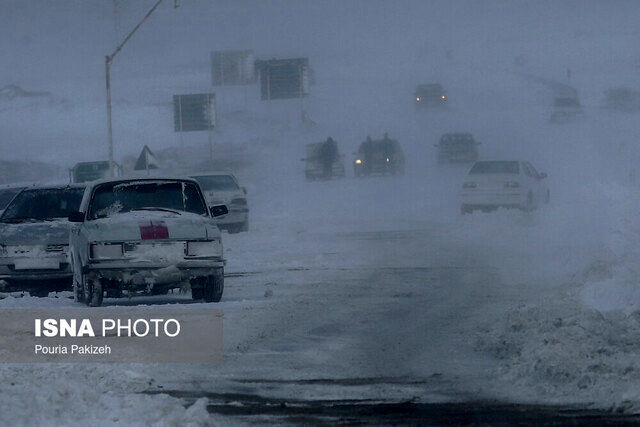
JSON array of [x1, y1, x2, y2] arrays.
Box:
[[81, 211, 220, 242], [202, 189, 244, 205], [0, 219, 72, 246]]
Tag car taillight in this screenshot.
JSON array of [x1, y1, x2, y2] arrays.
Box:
[[462, 182, 477, 189], [504, 181, 520, 188]]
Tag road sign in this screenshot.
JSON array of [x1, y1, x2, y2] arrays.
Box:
[[173, 93, 216, 132], [211, 50, 255, 86], [255, 58, 309, 100], [134, 145, 160, 171]]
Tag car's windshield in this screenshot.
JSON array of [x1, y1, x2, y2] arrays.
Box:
[[1, 187, 84, 222], [0, 188, 24, 210], [89, 181, 207, 219], [191, 175, 239, 191], [469, 161, 519, 174]]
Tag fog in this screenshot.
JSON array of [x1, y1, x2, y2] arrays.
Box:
[[2, 0, 640, 423]]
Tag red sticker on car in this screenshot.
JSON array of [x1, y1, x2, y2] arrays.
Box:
[[139, 221, 169, 239]]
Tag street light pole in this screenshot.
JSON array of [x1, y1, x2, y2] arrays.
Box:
[[105, 0, 167, 176]]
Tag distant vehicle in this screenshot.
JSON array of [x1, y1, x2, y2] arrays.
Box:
[[0, 184, 27, 214], [70, 161, 122, 183], [303, 140, 346, 181], [415, 83, 447, 108], [68, 177, 228, 307], [436, 133, 479, 164], [353, 135, 405, 177], [550, 96, 584, 123], [460, 160, 549, 214], [190, 172, 249, 234], [0, 184, 85, 296]]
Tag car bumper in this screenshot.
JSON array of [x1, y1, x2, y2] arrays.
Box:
[[84, 257, 225, 286], [461, 191, 525, 208], [0, 256, 72, 281]]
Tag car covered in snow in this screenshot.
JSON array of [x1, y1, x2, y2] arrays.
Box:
[[461, 160, 549, 214], [435, 133, 479, 164], [0, 184, 86, 296], [67, 177, 229, 306], [190, 172, 249, 233]]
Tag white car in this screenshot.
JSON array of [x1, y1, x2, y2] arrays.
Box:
[[0, 184, 85, 296], [461, 160, 549, 214], [68, 177, 228, 307], [190, 172, 249, 233]]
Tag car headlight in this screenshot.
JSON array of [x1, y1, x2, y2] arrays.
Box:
[[186, 240, 220, 257], [416, 97, 420, 102], [355, 159, 362, 164], [90, 243, 123, 260]]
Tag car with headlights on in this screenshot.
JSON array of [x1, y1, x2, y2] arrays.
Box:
[[0, 184, 85, 296], [414, 83, 447, 109], [460, 160, 549, 214], [353, 135, 405, 177], [190, 172, 249, 233], [67, 177, 228, 307]]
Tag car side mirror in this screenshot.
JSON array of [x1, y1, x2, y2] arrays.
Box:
[[242, 187, 247, 195], [210, 204, 228, 217], [68, 212, 85, 223], [539, 173, 547, 179]]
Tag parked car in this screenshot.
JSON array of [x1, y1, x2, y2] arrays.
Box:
[[353, 135, 405, 177], [436, 133, 479, 164], [414, 83, 447, 108], [190, 172, 249, 233], [460, 160, 549, 214], [0, 184, 85, 296], [70, 160, 122, 183], [68, 177, 228, 306]]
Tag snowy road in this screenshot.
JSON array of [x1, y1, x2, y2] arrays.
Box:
[[2, 171, 640, 425]]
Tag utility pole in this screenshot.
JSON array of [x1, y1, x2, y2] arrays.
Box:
[[105, 0, 172, 176]]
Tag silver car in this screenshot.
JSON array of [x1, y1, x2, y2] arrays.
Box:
[[68, 177, 228, 307], [0, 184, 85, 296], [190, 172, 249, 233]]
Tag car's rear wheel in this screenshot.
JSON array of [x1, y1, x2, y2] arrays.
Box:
[[204, 269, 224, 303], [84, 279, 104, 307]]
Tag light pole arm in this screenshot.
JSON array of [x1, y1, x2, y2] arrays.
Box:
[[105, 0, 165, 177], [107, 0, 164, 64]]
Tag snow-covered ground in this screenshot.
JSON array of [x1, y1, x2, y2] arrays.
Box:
[[4, 1, 640, 423]]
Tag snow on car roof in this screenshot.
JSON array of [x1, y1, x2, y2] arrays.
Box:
[[189, 171, 235, 177]]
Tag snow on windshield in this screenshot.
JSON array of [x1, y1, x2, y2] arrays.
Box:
[[90, 181, 207, 219]]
